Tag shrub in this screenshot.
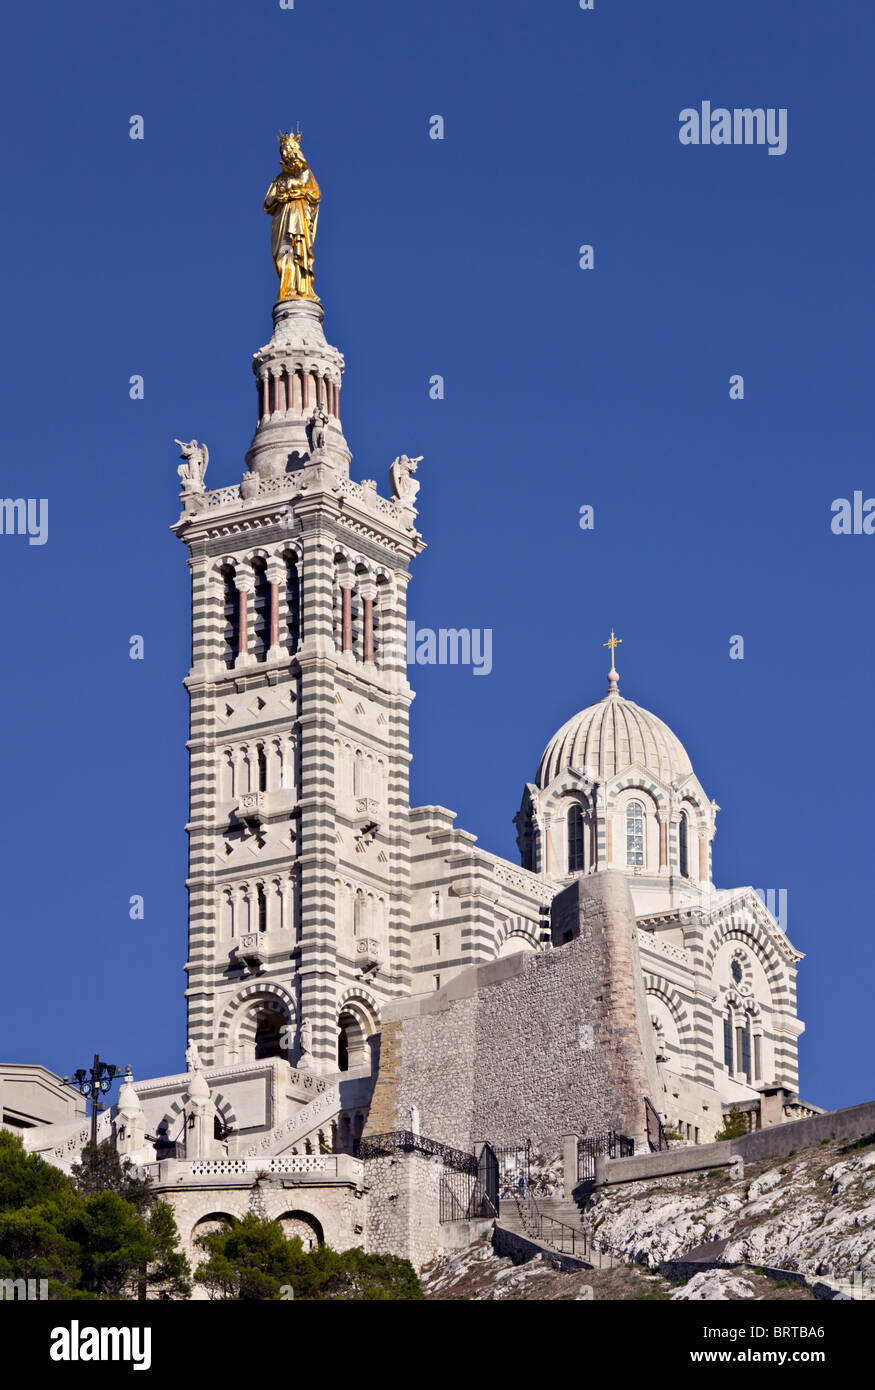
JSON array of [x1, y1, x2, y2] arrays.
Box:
[[714, 1106, 748, 1142]]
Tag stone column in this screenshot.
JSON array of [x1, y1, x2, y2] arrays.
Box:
[[698, 835, 708, 882], [235, 574, 253, 668], [658, 819, 668, 871], [266, 560, 283, 658], [340, 580, 354, 654], [561, 1132, 580, 1197], [360, 582, 376, 665]]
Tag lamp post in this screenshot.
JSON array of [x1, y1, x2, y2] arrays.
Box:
[[63, 1054, 122, 1145]]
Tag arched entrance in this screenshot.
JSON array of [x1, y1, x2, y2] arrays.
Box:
[[276, 1210, 324, 1251]]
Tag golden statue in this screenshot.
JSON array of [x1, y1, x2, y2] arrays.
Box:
[[264, 131, 321, 301]]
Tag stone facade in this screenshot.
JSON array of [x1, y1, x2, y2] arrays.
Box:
[[11, 163, 815, 1279], [365, 873, 662, 1156], [363, 1151, 444, 1270], [154, 1160, 366, 1270]]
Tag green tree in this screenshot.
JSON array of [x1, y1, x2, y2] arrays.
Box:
[[0, 1130, 190, 1300], [146, 1200, 192, 1299], [72, 1142, 153, 1214], [0, 1128, 70, 1211], [194, 1212, 423, 1301], [715, 1105, 749, 1142], [68, 1190, 155, 1299], [195, 1211, 309, 1300]]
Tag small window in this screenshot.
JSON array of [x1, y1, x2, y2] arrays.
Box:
[[286, 556, 301, 654], [740, 1026, 751, 1081], [251, 560, 271, 662], [731, 959, 743, 985], [626, 801, 645, 867], [433, 932, 441, 955], [723, 1016, 733, 1069], [257, 745, 268, 792], [433, 974, 441, 991], [257, 883, 267, 933], [678, 810, 689, 878], [567, 805, 585, 873], [222, 568, 240, 668]]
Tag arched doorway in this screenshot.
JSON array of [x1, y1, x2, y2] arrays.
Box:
[[254, 1005, 287, 1060], [276, 1210, 324, 1251], [337, 1008, 370, 1071]]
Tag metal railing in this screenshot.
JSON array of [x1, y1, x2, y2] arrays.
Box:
[[358, 1130, 476, 1174], [439, 1168, 497, 1223], [645, 1096, 670, 1152], [508, 1188, 618, 1267], [359, 1131, 499, 1224], [577, 1132, 634, 1181]]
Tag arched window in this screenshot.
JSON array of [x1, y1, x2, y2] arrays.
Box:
[[723, 1014, 734, 1070], [678, 810, 689, 878], [221, 567, 239, 669], [257, 744, 267, 792], [737, 1021, 752, 1082], [626, 800, 645, 867], [256, 882, 267, 933], [567, 805, 585, 873], [251, 559, 271, 661], [286, 556, 300, 654], [253, 1007, 285, 1060]]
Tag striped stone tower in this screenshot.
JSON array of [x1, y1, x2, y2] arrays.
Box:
[[173, 231, 424, 1077]]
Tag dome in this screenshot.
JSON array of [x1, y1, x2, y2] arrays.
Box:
[[536, 676, 693, 789]]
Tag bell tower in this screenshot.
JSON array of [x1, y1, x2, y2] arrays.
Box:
[[172, 134, 424, 1075]]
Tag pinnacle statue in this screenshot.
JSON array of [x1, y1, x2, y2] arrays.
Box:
[[264, 131, 321, 302]]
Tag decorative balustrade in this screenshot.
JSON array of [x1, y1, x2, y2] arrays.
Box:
[[188, 1154, 341, 1177]]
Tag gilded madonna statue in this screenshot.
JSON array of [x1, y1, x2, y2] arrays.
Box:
[[264, 130, 321, 301]]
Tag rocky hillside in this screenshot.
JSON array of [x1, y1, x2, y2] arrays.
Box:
[[422, 1131, 875, 1301]]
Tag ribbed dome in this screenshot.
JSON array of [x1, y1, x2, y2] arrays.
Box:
[[537, 688, 693, 788]]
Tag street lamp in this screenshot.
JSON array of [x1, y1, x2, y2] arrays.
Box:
[[63, 1054, 122, 1145]]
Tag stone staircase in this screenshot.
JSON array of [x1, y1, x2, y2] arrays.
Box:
[[494, 1195, 594, 1269]]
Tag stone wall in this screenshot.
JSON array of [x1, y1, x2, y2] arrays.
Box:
[[364, 1150, 444, 1270], [156, 1173, 366, 1269], [596, 1098, 875, 1185], [365, 872, 662, 1155]]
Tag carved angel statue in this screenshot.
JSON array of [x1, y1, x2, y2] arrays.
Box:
[[175, 439, 209, 496], [307, 405, 329, 454], [185, 1039, 201, 1073], [264, 131, 321, 302], [389, 454, 423, 504], [299, 1017, 313, 1056]]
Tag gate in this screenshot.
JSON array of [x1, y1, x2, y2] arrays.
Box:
[[577, 1131, 634, 1182], [438, 1141, 499, 1222], [493, 1141, 531, 1198]]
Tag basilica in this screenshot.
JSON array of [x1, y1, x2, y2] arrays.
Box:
[[11, 135, 813, 1270]]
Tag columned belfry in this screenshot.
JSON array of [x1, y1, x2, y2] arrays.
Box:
[[172, 134, 425, 1075]]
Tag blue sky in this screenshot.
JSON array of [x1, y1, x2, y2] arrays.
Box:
[[0, 0, 872, 1111]]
